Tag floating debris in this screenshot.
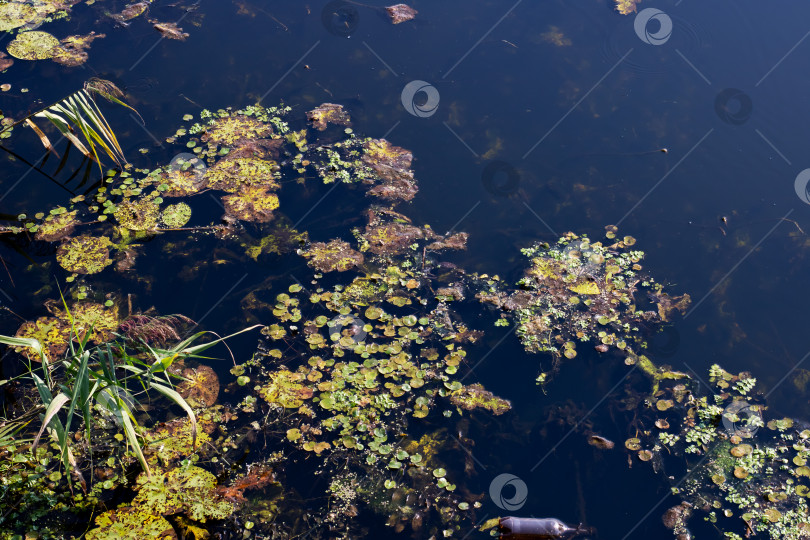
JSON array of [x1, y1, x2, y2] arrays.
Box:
[[109, 2, 149, 24], [615, 0, 642, 15], [152, 21, 189, 41], [307, 102, 351, 131], [496, 517, 595, 539], [0, 51, 13, 71], [386, 4, 417, 24], [52, 32, 105, 67], [586, 434, 615, 450]]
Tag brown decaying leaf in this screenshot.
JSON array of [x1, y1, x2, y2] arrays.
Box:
[[306, 103, 351, 131], [52, 32, 105, 67], [24, 118, 58, 158], [386, 4, 417, 24], [615, 0, 641, 15], [152, 21, 189, 41], [0, 52, 13, 71]]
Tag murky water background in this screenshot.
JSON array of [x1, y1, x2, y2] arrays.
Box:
[[2, 1, 810, 537]]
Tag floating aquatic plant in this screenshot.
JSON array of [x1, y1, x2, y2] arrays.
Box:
[[301, 239, 365, 272], [477, 229, 690, 377], [221, 185, 279, 223], [160, 202, 192, 228], [152, 21, 188, 41], [204, 156, 279, 193], [6, 30, 59, 60], [33, 208, 79, 242], [56, 234, 114, 274], [114, 197, 160, 231], [201, 113, 274, 147], [631, 364, 810, 540]]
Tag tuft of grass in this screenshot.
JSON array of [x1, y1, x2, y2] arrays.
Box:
[[0, 313, 260, 482]]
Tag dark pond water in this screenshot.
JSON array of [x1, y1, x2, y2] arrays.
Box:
[[2, 1, 810, 538]]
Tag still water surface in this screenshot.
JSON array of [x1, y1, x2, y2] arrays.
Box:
[[2, 1, 810, 538]]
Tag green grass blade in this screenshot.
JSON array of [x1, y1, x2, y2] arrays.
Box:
[[117, 400, 150, 477], [32, 391, 69, 451], [150, 382, 197, 449]]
